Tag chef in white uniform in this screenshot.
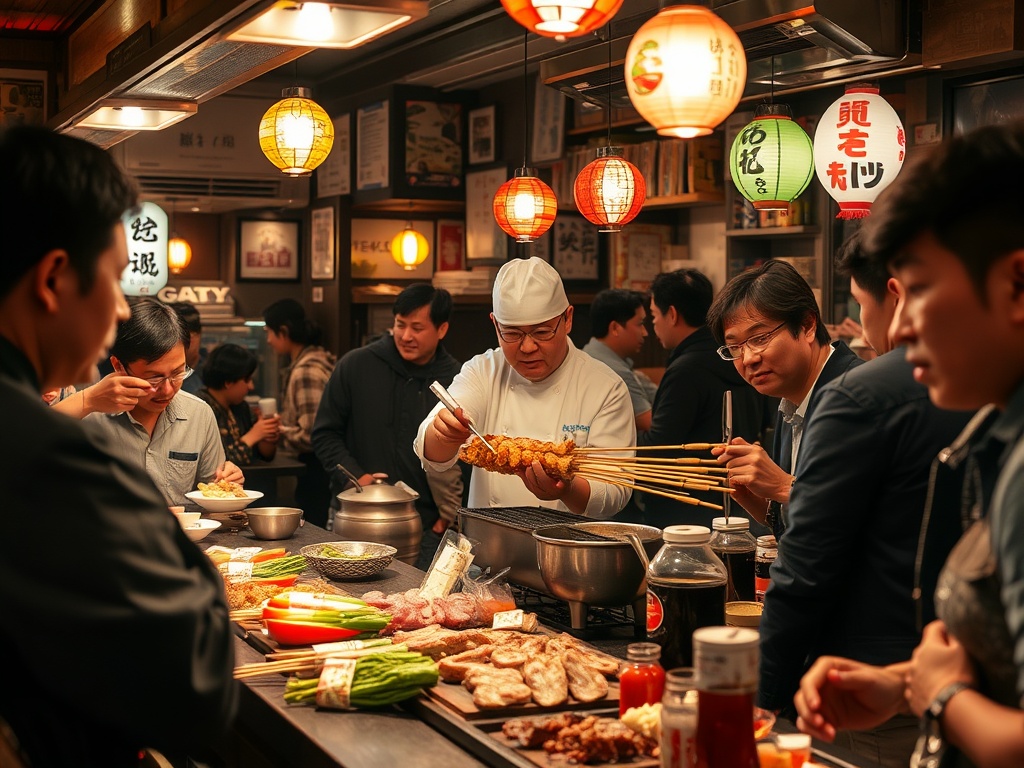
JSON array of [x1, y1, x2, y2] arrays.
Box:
[[414, 257, 635, 518]]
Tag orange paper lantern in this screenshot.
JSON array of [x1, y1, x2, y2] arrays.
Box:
[[500, 0, 624, 40], [574, 147, 647, 232], [493, 168, 558, 243]]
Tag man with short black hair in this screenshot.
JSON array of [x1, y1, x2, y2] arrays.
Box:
[[313, 283, 463, 568], [170, 300, 204, 395], [757, 233, 971, 767], [707, 260, 862, 536], [0, 125, 236, 767], [640, 269, 766, 525], [84, 297, 244, 506], [583, 288, 658, 431]]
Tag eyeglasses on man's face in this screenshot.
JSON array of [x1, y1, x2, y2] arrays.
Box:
[[717, 322, 788, 361], [125, 364, 193, 388], [496, 313, 565, 345]]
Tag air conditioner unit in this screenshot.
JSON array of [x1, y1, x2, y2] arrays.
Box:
[[110, 96, 310, 213]]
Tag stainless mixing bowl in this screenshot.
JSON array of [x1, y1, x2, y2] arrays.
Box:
[[533, 522, 662, 627], [245, 507, 304, 540]]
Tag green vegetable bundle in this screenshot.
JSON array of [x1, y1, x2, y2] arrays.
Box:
[[283, 651, 439, 708], [251, 555, 307, 578]]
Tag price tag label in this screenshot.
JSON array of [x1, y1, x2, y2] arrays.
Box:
[[226, 561, 254, 581], [491, 609, 525, 630]]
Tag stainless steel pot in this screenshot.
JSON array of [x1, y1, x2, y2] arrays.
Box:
[[246, 507, 303, 540], [334, 480, 422, 565], [533, 522, 663, 632]]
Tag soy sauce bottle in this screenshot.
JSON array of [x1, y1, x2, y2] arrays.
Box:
[[646, 525, 727, 669], [710, 516, 757, 603]]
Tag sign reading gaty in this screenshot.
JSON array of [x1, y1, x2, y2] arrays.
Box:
[[156, 285, 233, 304]]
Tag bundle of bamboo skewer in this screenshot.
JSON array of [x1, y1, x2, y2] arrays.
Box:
[[234, 640, 402, 680], [459, 436, 730, 510]]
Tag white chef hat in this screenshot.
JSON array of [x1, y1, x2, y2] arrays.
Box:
[[492, 257, 569, 326]]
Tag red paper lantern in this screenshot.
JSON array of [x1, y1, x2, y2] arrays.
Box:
[[500, 0, 624, 40], [493, 168, 558, 243], [574, 147, 647, 232]]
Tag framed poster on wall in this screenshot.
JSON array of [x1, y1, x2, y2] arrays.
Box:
[[436, 220, 465, 271], [310, 207, 335, 280], [553, 215, 599, 280], [237, 219, 300, 281], [351, 218, 434, 280], [465, 166, 508, 265]]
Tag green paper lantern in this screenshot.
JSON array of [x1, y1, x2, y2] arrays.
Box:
[[730, 104, 814, 212]]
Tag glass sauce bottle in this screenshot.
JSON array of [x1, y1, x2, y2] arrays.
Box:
[[710, 516, 757, 603], [693, 626, 759, 768], [618, 642, 666, 716], [646, 525, 728, 669]]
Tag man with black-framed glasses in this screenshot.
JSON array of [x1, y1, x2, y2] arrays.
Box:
[[706, 259, 862, 538], [84, 297, 244, 506], [415, 257, 635, 518]]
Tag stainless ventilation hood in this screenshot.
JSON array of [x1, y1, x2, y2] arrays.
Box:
[[713, 0, 922, 92], [543, 0, 924, 107]]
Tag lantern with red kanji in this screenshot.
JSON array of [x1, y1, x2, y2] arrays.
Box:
[[812, 85, 905, 219]]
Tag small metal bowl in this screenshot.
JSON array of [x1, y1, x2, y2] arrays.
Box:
[[245, 507, 303, 540]]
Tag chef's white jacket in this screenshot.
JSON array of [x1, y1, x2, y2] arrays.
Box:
[[414, 341, 636, 518]]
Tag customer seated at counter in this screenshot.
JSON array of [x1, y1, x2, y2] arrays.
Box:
[[0, 125, 236, 767], [197, 342, 280, 465], [706, 260, 862, 537], [85, 297, 244, 506], [758, 232, 972, 768], [794, 119, 1024, 768], [415, 256, 635, 518]]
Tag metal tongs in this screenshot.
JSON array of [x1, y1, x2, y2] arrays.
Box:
[[722, 390, 733, 522], [429, 380, 497, 454]]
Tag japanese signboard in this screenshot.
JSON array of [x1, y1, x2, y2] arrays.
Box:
[[121, 202, 168, 296]]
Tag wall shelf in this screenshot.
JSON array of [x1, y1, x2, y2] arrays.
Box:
[[724, 225, 820, 238]]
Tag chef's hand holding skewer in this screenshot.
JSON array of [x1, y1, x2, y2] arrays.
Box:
[[521, 459, 591, 514], [712, 437, 795, 523]]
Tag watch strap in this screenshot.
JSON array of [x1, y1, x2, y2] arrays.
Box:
[[928, 681, 971, 723]]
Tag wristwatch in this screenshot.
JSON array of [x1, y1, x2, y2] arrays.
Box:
[[926, 681, 971, 735]]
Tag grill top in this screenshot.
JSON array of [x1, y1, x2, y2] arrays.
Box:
[[458, 506, 581, 532], [531, 524, 613, 542]]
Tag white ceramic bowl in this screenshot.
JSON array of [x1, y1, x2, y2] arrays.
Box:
[[184, 518, 221, 542], [184, 489, 263, 512], [173, 510, 202, 529]]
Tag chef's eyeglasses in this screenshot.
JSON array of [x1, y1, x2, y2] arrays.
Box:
[[717, 322, 787, 361], [496, 313, 565, 344], [125, 364, 193, 388]]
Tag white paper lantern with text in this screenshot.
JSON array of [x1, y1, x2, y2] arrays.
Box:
[[812, 85, 905, 219]]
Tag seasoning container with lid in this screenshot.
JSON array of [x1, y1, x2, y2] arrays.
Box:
[[709, 516, 757, 602], [618, 642, 665, 716], [754, 535, 778, 603], [693, 626, 760, 768], [646, 525, 727, 669], [660, 667, 697, 768]]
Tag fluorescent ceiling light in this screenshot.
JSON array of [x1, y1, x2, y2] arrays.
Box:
[[76, 99, 198, 131], [226, 1, 428, 49]]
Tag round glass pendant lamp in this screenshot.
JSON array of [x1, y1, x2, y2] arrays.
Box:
[[500, 0, 624, 40], [493, 168, 558, 243], [168, 237, 193, 273], [391, 224, 429, 270], [259, 87, 335, 176], [574, 146, 647, 232], [812, 84, 906, 219], [625, 5, 747, 139], [730, 104, 814, 211]]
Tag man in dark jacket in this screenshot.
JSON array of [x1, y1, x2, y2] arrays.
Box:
[[640, 269, 767, 526], [707, 259, 863, 538], [0, 126, 236, 767], [312, 284, 462, 569], [757, 234, 972, 767]]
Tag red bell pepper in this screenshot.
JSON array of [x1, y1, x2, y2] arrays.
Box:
[[265, 619, 362, 646], [249, 575, 299, 587]]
